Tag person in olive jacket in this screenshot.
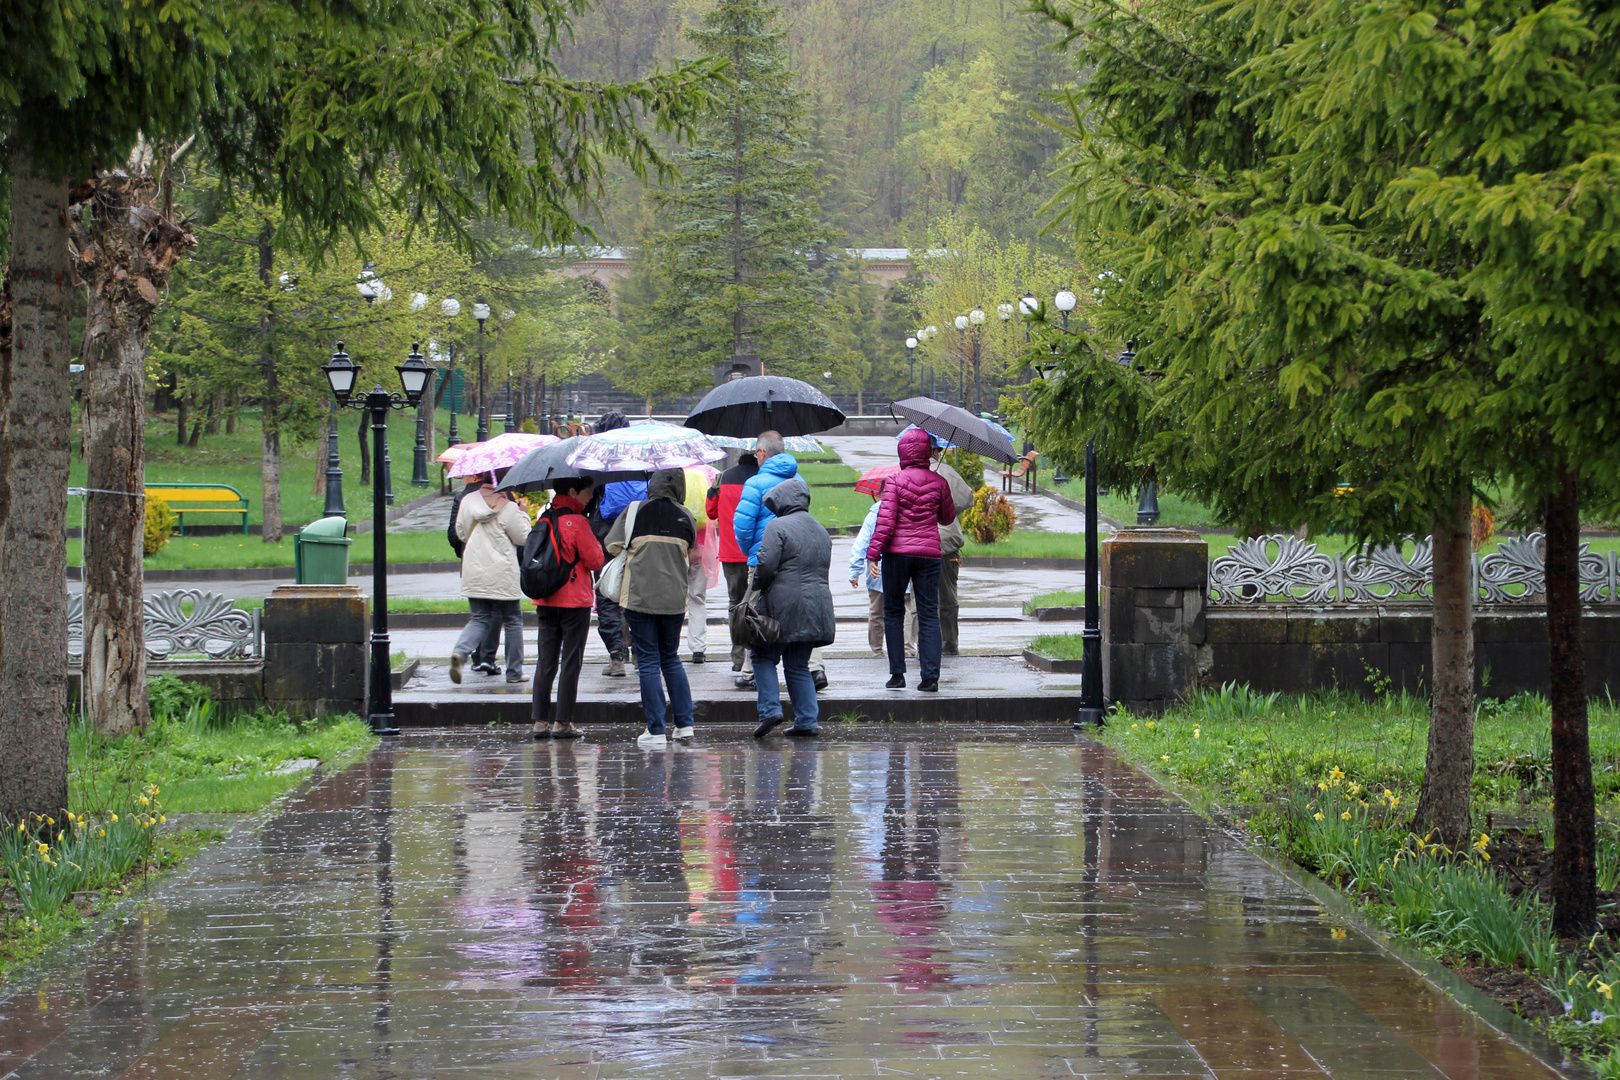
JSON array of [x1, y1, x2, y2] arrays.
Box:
[[867, 426, 957, 692], [750, 478, 836, 738], [530, 477, 605, 741], [603, 468, 696, 747]]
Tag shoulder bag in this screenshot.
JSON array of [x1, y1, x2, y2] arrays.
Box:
[[595, 500, 641, 604]]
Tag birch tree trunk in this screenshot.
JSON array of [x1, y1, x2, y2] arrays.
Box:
[[1414, 487, 1475, 850], [1547, 465, 1596, 936], [77, 164, 195, 737], [0, 147, 73, 822]]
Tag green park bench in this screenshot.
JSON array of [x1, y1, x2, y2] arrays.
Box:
[[145, 483, 250, 535]]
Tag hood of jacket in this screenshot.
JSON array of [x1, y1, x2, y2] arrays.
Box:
[[595, 410, 629, 433], [648, 467, 685, 503], [759, 452, 798, 480], [897, 426, 934, 469], [763, 477, 811, 518]]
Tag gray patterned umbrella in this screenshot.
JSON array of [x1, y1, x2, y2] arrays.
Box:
[[888, 397, 1018, 464]]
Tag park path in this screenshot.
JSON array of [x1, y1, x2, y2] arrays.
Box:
[[0, 727, 1562, 1080]]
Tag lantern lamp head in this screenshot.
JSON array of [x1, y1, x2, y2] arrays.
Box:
[[323, 343, 359, 404]]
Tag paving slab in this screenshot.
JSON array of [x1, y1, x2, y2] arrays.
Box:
[[0, 728, 1564, 1080]]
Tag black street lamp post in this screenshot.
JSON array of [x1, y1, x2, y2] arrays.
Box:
[[1116, 339, 1161, 524], [905, 335, 918, 394], [473, 301, 491, 441], [441, 298, 463, 446], [503, 371, 515, 434], [322, 341, 434, 737], [954, 315, 969, 407], [323, 402, 345, 516], [410, 397, 431, 487]]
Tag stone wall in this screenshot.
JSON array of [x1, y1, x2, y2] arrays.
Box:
[[1205, 607, 1620, 699], [262, 584, 368, 717], [1100, 528, 1620, 710]]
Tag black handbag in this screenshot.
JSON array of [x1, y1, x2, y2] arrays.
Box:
[[729, 586, 781, 651]]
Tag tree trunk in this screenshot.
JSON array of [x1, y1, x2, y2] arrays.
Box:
[[356, 410, 371, 484], [77, 165, 194, 738], [0, 148, 73, 823], [176, 392, 188, 445], [1547, 465, 1596, 936], [256, 223, 283, 544], [204, 393, 220, 435], [1414, 487, 1475, 850], [225, 389, 236, 435]]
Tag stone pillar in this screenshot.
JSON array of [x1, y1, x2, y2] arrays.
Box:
[[262, 584, 368, 717], [1101, 527, 1209, 714]]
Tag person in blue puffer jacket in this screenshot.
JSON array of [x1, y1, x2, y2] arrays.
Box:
[[729, 431, 827, 691]]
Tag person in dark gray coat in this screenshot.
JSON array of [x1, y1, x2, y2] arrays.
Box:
[[750, 478, 835, 738]]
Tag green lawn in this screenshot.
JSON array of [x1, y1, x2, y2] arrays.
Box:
[[70, 528, 461, 571], [69, 406, 465, 530], [797, 461, 860, 486], [1025, 591, 1087, 614]]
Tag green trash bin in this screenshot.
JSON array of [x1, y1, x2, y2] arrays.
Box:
[[295, 516, 352, 584]]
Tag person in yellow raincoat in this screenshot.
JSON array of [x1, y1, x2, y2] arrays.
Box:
[[682, 465, 721, 663]]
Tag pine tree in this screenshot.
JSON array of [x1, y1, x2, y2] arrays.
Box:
[[640, 0, 832, 392]]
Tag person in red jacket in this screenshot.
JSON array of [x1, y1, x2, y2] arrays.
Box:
[[531, 477, 606, 740], [707, 451, 759, 671], [867, 426, 957, 692]]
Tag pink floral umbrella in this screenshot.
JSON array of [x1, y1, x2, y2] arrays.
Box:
[[565, 422, 724, 473], [448, 433, 558, 479]]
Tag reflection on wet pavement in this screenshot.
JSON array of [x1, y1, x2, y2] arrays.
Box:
[[0, 726, 1563, 1079]]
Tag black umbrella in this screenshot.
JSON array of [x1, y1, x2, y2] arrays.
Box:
[[685, 375, 846, 438], [496, 436, 648, 494], [888, 397, 1019, 464]]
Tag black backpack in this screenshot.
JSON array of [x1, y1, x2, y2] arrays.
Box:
[[520, 506, 582, 600]]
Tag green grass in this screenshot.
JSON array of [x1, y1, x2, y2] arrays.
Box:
[[70, 528, 461, 572], [1025, 591, 1086, 614], [807, 486, 870, 530], [796, 461, 860, 486], [1027, 632, 1086, 659], [962, 532, 1091, 559], [73, 676, 378, 815], [67, 406, 462, 529]]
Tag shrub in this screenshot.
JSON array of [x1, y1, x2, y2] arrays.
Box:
[[143, 496, 176, 557], [940, 447, 984, 483], [520, 417, 539, 434], [961, 486, 1017, 544]]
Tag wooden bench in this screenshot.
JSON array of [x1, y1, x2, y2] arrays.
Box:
[[1000, 450, 1041, 493], [145, 483, 250, 535]]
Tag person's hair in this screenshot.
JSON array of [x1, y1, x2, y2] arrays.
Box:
[[554, 477, 592, 497], [595, 411, 628, 433], [756, 430, 785, 459]]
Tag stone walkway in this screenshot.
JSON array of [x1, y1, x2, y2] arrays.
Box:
[[0, 728, 1563, 1080]]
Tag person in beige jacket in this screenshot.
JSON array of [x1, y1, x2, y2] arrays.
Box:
[[450, 478, 531, 684]]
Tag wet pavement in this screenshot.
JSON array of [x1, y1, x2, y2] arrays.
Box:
[[0, 727, 1563, 1080]]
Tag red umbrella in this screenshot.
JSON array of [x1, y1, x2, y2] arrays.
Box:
[[855, 465, 899, 496]]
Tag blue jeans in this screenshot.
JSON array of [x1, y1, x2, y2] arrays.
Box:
[[625, 610, 693, 735], [882, 554, 941, 681], [751, 642, 818, 731]]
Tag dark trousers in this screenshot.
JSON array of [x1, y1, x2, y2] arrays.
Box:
[[595, 581, 626, 660], [624, 610, 694, 735], [723, 561, 751, 668], [883, 554, 941, 682], [940, 555, 960, 654], [470, 605, 500, 667], [532, 606, 591, 726]]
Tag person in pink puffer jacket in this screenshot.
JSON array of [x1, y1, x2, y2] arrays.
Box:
[[867, 426, 957, 692]]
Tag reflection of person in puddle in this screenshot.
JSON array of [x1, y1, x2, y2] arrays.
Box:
[[871, 745, 960, 992], [525, 742, 606, 991]]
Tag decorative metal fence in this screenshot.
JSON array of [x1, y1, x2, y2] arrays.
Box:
[[67, 590, 261, 661], [1208, 532, 1619, 606]]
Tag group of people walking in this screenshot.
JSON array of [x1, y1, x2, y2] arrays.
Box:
[[445, 420, 962, 746]]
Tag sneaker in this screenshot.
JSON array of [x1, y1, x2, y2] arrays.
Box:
[[885, 674, 905, 690], [918, 679, 939, 693], [449, 653, 465, 684], [690, 652, 705, 665], [672, 725, 695, 741], [475, 662, 500, 676], [732, 660, 744, 672], [636, 731, 668, 750], [603, 657, 627, 677], [753, 714, 785, 738], [531, 721, 549, 740], [785, 725, 820, 737], [734, 676, 756, 690], [506, 672, 526, 683], [942, 647, 959, 657], [553, 723, 585, 739], [812, 670, 828, 692]]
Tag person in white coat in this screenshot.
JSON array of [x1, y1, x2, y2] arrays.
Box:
[[450, 477, 531, 684]]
